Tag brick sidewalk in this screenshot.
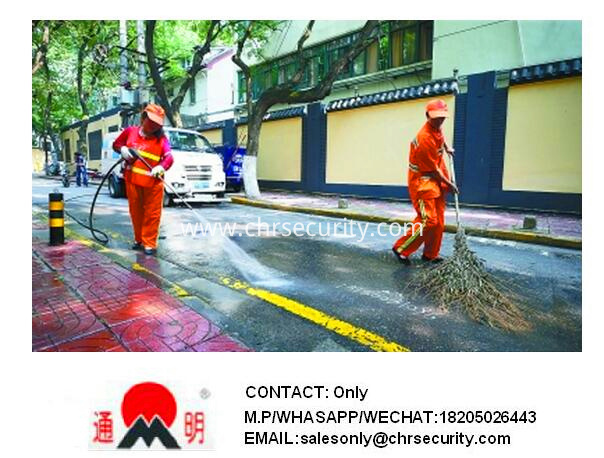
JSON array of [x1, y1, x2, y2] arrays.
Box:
[[32, 238, 250, 352], [249, 191, 582, 239]]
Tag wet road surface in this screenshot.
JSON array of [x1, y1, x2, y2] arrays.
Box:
[[33, 178, 582, 352]]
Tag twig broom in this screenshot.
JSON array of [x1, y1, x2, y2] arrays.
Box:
[[412, 154, 531, 332]]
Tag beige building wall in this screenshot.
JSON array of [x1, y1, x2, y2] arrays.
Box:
[[237, 117, 303, 182], [32, 148, 45, 172], [62, 113, 121, 170], [201, 128, 222, 144], [326, 95, 455, 186], [503, 77, 581, 193]]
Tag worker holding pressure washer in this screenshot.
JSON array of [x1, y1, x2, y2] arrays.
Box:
[[392, 99, 458, 265], [112, 104, 174, 255]]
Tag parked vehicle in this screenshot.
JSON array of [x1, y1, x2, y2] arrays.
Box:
[[60, 162, 70, 187], [214, 144, 245, 192], [101, 128, 227, 206]]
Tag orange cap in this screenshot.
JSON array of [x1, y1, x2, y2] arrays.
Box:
[[144, 103, 165, 126], [426, 99, 449, 118]]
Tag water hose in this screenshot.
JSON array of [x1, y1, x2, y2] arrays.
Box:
[[63, 158, 124, 244], [64, 148, 198, 245]]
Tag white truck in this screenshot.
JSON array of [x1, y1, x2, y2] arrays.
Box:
[[101, 127, 227, 206]]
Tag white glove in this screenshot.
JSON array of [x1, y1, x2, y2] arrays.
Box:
[[120, 146, 134, 161], [151, 165, 165, 178]]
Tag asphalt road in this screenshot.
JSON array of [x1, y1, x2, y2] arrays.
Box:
[[32, 178, 582, 352]]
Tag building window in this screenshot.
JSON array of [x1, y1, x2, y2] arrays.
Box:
[[402, 27, 417, 65], [352, 52, 366, 77], [366, 41, 379, 74], [238, 72, 247, 104], [87, 130, 103, 161], [189, 80, 196, 104], [240, 20, 433, 101], [108, 125, 119, 133], [64, 138, 71, 163], [390, 20, 433, 68], [419, 21, 434, 61]]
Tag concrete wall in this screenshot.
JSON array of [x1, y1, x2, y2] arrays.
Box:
[[503, 77, 581, 193], [175, 50, 236, 123], [432, 20, 581, 79], [237, 117, 303, 182], [179, 73, 208, 117], [326, 95, 455, 186], [206, 52, 236, 122]]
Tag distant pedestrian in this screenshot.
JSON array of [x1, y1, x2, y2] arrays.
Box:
[[75, 152, 89, 187], [392, 99, 458, 265]]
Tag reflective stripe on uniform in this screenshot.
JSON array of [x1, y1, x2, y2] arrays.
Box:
[[411, 137, 419, 148], [137, 150, 161, 162], [131, 166, 151, 176], [396, 199, 427, 253], [409, 162, 420, 173]]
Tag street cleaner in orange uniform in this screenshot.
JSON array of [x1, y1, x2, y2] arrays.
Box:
[[113, 104, 174, 256], [392, 99, 458, 265]]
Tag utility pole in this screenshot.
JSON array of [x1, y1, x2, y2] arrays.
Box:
[[136, 20, 147, 105], [119, 20, 129, 127]]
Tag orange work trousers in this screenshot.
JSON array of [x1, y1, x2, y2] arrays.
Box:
[[125, 180, 164, 249], [393, 195, 446, 260]]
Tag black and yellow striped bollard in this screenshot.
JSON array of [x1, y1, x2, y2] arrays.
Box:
[[49, 192, 65, 246]]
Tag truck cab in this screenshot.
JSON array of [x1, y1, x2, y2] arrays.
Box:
[[101, 127, 227, 206]]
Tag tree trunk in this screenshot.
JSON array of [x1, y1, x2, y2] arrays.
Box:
[[171, 111, 183, 129], [243, 107, 264, 199], [77, 122, 88, 158]]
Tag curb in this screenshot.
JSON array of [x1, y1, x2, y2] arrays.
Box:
[[230, 196, 582, 250]]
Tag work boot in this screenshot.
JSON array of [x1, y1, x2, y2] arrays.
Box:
[[392, 248, 411, 266], [422, 254, 444, 263], [144, 247, 157, 256], [131, 242, 143, 251]]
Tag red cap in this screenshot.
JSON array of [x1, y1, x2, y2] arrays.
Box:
[[426, 99, 449, 118], [144, 103, 165, 126]]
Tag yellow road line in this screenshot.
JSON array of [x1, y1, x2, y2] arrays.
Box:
[[132, 262, 191, 298], [221, 277, 410, 352]]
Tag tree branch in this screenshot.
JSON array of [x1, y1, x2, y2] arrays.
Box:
[[171, 20, 223, 115], [32, 21, 50, 75], [259, 20, 380, 106], [145, 20, 178, 126]]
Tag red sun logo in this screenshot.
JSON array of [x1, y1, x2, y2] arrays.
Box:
[[121, 382, 177, 428]]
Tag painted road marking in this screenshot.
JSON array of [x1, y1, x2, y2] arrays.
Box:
[[221, 277, 409, 352], [132, 262, 192, 298], [33, 207, 411, 352]]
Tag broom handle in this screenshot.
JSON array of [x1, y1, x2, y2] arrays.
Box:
[[447, 152, 461, 228]]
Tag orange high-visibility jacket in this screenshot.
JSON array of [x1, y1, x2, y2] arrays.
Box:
[[114, 127, 172, 188], [407, 122, 450, 200]]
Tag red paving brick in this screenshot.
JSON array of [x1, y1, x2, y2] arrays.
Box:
[[32, 237, 250, 352]]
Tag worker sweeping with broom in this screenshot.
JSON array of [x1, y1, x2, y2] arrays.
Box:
[[112, 104, 174, 255], [395, 100, 530, 332], [392, 99, 457, 265]]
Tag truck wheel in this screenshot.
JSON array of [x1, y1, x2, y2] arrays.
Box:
[[108, 175, 124, 198], [163, 192, 173, 207]]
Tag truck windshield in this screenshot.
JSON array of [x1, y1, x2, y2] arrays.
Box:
[[167, 131, 215, 153]]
